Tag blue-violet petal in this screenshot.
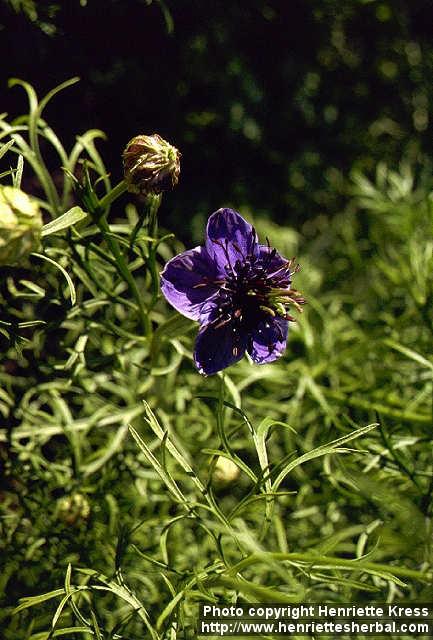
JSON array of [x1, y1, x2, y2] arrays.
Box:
[[248, 316, 288, 364], [160, 246, 218, 320]]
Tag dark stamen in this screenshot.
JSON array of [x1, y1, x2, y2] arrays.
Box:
[[249, 227, 257, 254], [232, 242, 244, 256], [212, 238, 234, 275], [213, 317, 232, 330]]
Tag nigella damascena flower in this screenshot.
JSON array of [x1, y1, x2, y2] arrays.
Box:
[[122, 133, 181, 195], [160, 208, 305, 375]]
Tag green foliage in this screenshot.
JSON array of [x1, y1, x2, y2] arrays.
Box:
[[0, 79, 432, 639]]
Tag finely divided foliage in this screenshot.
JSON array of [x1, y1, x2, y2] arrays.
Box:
[[0, 81, 432, 640]]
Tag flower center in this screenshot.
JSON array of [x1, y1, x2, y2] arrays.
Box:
[[211, 243, 305, 337]]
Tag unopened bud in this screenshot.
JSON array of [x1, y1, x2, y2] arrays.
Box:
[[57, 493, 91, 526], [122, 134, 181, 195], [213, 456, 240, 485], [0, 186, 42, 265]]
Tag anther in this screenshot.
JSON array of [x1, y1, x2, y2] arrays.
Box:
[[259, 305, 276, 317]]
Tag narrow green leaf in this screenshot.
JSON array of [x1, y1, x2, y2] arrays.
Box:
[[129, 425, 190, 509], [41, 206, 88, 237], [13, 153, 24, 188], [37, 78, 80, 118], [0, 139, 14, 160], [18, 280, 45, 296], [156, 590, 184, 630], [8, 78, 38, 114], [31, 252, 76, 305], [384, 338, 433, 371], [254, 417, 296, 538], [13, 589, 67, 614], [272, 423, 378, 492], [68, 129, 106, 173], [90, 610, 103, 640], [9, 78, 61, 213], [29, 628, 92, 640], [79, 569, 161, 640], [81, 423, 130, 476]]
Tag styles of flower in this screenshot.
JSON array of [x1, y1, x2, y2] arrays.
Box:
[[122, 133, 181, 195], [0, 185, 43, 266], [161, 208, 305, 375]]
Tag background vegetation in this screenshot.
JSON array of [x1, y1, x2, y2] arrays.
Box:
[[0, 1, 432, 638], [2, 0, 433, 232]]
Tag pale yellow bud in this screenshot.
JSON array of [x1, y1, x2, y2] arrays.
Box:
[[0, 186, 42, 265], [213, 456, 240, 485]]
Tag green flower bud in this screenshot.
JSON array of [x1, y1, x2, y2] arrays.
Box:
[[0, 186, 42, 265], [122, 133, 181, 195], [213, 456, 240, 485], [57, 493, 91, 526]]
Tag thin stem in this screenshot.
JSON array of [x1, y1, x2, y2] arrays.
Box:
[[93, 180, 151, 337], [96, 214, 151, 338], [98, 179, 128, 211], [146, 194, 163, 308], [148, 193, 162, 238]]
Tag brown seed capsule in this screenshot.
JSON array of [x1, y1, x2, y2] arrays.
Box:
[[122, 133, 181, 195]]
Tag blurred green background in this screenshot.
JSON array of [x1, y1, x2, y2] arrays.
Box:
[[1, 0, 432, 235]]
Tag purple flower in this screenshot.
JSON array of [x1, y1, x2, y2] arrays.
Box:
[[160, 208, 305, 375]]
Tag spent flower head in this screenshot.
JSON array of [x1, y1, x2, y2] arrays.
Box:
[[122, 133, 181, 195], [161, 208, 305, 375], [0, 185, 43, 265]]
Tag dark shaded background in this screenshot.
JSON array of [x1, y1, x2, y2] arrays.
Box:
[[1, 0, 432, 235]]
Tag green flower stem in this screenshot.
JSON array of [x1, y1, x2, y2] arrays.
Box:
[[128, 192, 162, 251], [142, 193, 163, 308], [148, 193, 162, 239], [97, 215, 151, 338], [95, 180, 151, 338], [98, 179, 128, 211]]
